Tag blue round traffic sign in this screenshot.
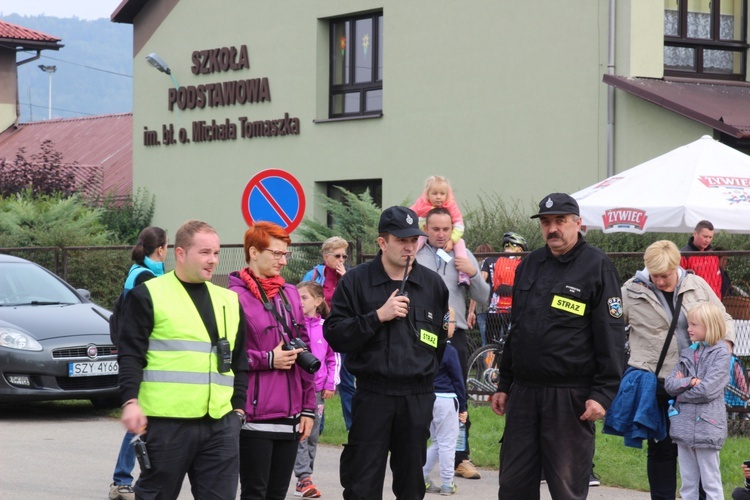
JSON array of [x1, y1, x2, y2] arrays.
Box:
[[241, 169, 306, 233]]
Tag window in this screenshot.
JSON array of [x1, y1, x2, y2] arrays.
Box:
[[330, 13, 383, 118], [325, 179, 382, 227], [664, 0, 748, 79]]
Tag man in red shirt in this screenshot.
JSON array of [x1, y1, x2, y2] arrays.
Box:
[[680, 220, 723, 298]]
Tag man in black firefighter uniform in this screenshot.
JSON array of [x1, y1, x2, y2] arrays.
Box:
[[491, 193, 625, 500], [324, 206, 450, 500]]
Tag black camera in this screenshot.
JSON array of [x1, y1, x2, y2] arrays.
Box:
[[217, 338, 232, 373], [282, 338, 321, 374]]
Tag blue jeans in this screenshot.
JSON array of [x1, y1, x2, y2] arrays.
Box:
[[113, 431, 136, 485], [476, 312, 488, 346], [338, 356, 356, 431]]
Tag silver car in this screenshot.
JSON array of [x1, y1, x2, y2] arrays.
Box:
[[0, 254, 118, 407]]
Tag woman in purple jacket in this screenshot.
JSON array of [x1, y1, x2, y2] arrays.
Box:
[[228, 222, 317, 500]]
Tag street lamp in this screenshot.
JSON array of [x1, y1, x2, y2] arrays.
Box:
[[38, 64, 56, 120], [145, 52, 179, 90], [145, 53, 180, 126]]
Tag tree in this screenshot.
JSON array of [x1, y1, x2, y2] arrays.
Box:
[[297, 186, 383, 254], [0, 140, 97, 197]]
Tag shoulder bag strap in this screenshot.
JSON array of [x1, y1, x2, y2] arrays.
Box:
[[655, 292, 684, 378]]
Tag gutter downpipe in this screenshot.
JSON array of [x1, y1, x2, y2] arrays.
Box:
[[16, 49, 42, 66], [607, 0, 616, 178]]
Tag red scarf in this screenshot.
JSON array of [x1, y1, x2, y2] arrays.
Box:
[[239, 267, 285, 300]]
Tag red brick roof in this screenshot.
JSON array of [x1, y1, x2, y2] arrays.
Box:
[[0, 114, 132, 197], [0, 20, 63, 49]]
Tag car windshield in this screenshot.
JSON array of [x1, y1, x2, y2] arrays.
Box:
[[0, 262, 81, 306]]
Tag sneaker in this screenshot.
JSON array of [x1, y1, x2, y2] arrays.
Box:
[[458, 272, 471, 287], [589, 472, 601, 487], [109, 483, 135, 500], [425, 477, 441, 493], [294, 477, 321, 498], [454, 460, 481, 479], [440, 482, 457, 496]]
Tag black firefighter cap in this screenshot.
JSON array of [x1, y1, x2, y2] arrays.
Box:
[[378, 206, 426, 238], [530, 193, 580, 219]]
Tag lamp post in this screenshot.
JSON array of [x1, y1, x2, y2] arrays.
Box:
[[38, 65, 57, 120]]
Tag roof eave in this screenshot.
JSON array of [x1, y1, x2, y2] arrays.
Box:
[[603, 74, 749, 139], [111, 0, 149, 24], [0, 38, 64, 51]]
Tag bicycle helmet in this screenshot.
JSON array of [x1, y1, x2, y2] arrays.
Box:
[[502, 232, 527, 251]]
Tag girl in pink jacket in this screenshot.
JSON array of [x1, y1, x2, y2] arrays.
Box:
[[293, 281, 341, 498]]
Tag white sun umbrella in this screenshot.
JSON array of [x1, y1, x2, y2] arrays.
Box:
[[572, 135, 750, 234]]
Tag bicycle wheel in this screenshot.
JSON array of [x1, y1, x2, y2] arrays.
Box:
[[465, 343, 503, 401]]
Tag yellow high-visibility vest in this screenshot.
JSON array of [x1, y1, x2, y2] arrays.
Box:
[[139, 271, 241, 418]]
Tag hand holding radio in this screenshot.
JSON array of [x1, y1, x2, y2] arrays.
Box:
[[377, 289, 410, 323]]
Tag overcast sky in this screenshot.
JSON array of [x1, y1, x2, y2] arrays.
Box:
[[0, 0, 124, 21]]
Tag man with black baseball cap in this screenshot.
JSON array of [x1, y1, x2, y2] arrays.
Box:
[[491, 193, 625, 499], [325, 205, 450, 499]]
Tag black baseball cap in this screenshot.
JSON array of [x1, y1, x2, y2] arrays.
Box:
[[378, 206, 426, 238], [530, 193, 580, 219]]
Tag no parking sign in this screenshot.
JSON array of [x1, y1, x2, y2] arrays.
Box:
[[240, 169, 306, 233]]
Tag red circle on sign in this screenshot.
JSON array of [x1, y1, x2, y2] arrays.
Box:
[[241, 169, 306, 233]]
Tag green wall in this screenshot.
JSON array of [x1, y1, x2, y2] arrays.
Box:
[[130, 0, 703, 243]]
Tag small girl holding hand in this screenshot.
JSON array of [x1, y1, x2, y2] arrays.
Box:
[[665, 302, 731, 500], [410, 175, 470, 286], [293, 281, 340, 498]]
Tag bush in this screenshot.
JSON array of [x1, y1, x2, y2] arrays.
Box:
[[94, 187, 156, 244], [0, 192, 112, 247]]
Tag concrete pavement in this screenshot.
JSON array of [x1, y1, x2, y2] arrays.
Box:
[[0, 408, 651, 499]]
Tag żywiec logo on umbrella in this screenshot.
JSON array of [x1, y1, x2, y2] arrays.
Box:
[[698, 176, 750, 204], [602, 208, 648, 231]]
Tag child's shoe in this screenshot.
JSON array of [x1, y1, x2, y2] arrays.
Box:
[[458, 272, 470, 287], [440, 482, 457, 496], [294, 477, 321, 498], [425, 477, 441, 493]]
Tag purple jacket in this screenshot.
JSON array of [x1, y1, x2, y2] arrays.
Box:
[[228, 272, 316, 421], [305, 315, 340, 392]]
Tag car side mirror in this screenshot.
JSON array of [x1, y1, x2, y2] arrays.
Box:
[[76, 289, 91, 300]]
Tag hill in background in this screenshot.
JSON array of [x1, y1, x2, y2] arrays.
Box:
[[0, 14, 132, 122]]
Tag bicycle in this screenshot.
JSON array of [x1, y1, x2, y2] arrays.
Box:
[[465, 311, 509, 401], [466, 340, 504, 401]]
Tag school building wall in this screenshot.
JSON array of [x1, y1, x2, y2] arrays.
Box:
[[130, 0, 708, 243]]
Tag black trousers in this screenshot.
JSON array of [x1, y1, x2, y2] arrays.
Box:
[[498, 385, 594, 500], [733, 487, 750, 500], [239, 432, 298, 500], [134, 413, 241, 500], [450, 328, 471, 465], [341, 389, 435, 500]]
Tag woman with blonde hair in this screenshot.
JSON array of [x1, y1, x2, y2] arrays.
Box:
[[616, 240, 734, 499]]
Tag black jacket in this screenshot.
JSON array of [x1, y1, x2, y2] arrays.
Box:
[[497, 237, 625, 409], [324, 253, 449, 396]]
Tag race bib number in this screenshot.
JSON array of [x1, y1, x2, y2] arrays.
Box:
[[551, 295, 586, 316], [420, 329, 438, 348]]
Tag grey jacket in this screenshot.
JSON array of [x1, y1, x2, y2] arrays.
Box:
[[664, 341, 730, 450], [416, 243, 489, 330]]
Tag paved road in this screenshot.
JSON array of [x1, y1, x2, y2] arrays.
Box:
[[0, 406, 651, 499]]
